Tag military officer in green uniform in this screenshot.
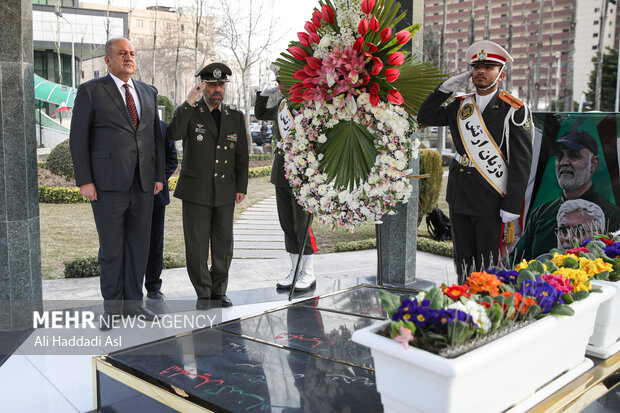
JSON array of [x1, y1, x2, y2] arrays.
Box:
[[511, 129, 620, 260], [169, 62, 249, 309]]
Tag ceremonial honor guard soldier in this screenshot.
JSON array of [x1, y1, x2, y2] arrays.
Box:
[[255, 66, 318, 292], [418, 40, 533, 283], [169, 63, 249, 309]]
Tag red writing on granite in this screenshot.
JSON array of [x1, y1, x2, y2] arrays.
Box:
[[274, 333, 335, 349], [160, 365, 225, 388]]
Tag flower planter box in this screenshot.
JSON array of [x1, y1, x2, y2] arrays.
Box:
[[588, 280, 620, 358], [352, 286, 614, 413]]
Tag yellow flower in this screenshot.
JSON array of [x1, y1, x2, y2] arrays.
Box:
[[579, 257, 612, 277]]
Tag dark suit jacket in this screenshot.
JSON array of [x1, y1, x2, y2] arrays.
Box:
[[155, 120, 179, 207], [254, 92, 288, 187], [418, 88, 533, 217], [169, 98, 249, 206], [70, 74, 165, 191]]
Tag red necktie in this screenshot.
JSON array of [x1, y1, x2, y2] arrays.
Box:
[[123, 83, 138, 127]]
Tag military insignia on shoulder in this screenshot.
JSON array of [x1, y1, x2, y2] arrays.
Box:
[[498, 91, 523, 109], [227, 134, 237, 142], [460, 103, 474, 120]]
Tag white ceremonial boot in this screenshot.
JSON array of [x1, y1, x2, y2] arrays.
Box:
[[294, 255, 316, 292], [276, 254, 299, 289]]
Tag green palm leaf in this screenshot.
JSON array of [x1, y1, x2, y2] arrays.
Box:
[[317, 120, 378, 190], [392, 61, 447, 116]]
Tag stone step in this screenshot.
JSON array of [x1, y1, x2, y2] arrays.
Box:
[[233, 249, 285, 259], [234, 241, 285, 249]]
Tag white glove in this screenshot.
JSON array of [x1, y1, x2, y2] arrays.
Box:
[[439, 71, 472, 94], [260, 85, 279, 97], [500, 209, 520, 223]]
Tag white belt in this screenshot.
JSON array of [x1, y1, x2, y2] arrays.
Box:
[[453, 152, 472, 167]]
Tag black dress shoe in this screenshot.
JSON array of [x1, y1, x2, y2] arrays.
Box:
[[211, 294, 233, 307], [195, 297, 211, 310], [123, 306, 158, 321], [99, 313, 120, 331], [146, 290, 165, 300]]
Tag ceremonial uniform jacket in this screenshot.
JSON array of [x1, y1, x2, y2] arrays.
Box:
[[417, 87, 533, 217], [169, 98, 249, 206], [511, 185, 620, 260], [254, 92, 289, 187]]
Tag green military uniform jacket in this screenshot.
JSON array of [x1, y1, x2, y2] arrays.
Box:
[[169, 98, 249, 206], [511, 185, 620, 260]]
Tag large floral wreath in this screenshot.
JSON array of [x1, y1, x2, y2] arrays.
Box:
[[276, 0, 444, 230]]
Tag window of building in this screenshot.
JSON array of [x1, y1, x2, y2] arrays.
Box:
[[137, 19, 143, 27], [181, 24, 185, 31], [593, 33, 599, 37], [594, 20, 599, 25], [34, 50, 47, 80], [150, 21, 156, 28], [593, 45, 598, 50], [94, 70, 100, 78], [595, 8, 599, 13]]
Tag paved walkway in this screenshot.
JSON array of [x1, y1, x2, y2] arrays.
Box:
[[42, 196, 458, 301]]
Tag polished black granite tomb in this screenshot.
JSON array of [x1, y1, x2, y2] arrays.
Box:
[[97, 285, 418, 412]]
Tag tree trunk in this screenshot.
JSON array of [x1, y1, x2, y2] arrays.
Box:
[[506, 0, 513, 92], [151, 1, 158, 86], [532, 0, 545, 110], [595, 0, 609, 110], [468, 0, 475, 45], [564, 4, 576, 111], [545, 0, 555, 109]]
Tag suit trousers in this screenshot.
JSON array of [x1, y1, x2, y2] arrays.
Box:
[[91, 170, 153, 313], [275, 185, 317, 255], [182, 200, 235, 298], [449, 208, 502, 284], [145, 201, 166, 293]]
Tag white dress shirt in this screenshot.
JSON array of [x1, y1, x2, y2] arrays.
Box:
[[475, 90, 496, 113], [109, 72, 141, 120]]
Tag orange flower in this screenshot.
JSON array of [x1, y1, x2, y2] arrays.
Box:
[[466, 272, 502, 296]]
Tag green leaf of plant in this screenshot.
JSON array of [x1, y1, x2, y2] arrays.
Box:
[[317, 120, 378, 190], [378, 290, 403, 318]]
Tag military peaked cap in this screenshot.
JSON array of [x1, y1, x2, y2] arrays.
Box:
[[195, 62, 232, 82]]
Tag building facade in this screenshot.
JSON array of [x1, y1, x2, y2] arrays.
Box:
[[424, 0, 616, 110]]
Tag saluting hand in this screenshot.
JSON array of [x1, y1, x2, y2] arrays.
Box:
[[439, 71, 472, 94], [187, 82, 205, 106]]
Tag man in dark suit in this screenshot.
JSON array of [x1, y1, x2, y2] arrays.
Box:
[[169, 62, 249, 309], [70, 37, 164, 326], [418, 40, 533, 283], [254, 71, 318, 292], [144, 120, 178, 300]]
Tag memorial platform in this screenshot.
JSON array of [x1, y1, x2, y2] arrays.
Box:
[[94, 284, 620, 412]]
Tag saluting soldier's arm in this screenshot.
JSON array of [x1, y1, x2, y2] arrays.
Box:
[[417, 88, 453, 127], [254, 92, 277, 121]]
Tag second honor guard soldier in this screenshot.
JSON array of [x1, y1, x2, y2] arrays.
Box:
[[255, 67, 318, 292], [418, 40, 533, 283], [169, 63, 249, 309]]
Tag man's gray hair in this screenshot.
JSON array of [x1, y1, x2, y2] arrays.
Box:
[[105, 37, 130, 57], [557, 199, 606, 233]]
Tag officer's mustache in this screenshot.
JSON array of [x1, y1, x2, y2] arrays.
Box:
[[558, 166, 574, 175]]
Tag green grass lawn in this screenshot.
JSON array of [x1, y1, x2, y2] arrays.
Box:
[[40, 174, 450, 279]]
